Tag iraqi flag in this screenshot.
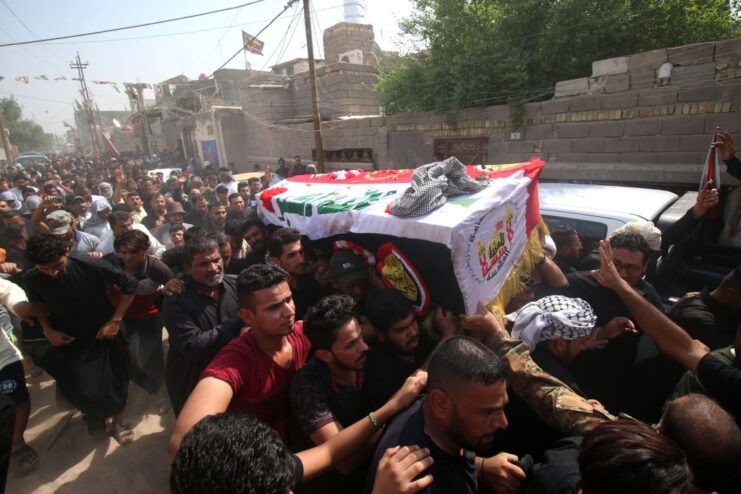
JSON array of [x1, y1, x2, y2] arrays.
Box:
[[700, 129, 722, 218], [257, 158, 547, 314], [102, 132, 119, 157]]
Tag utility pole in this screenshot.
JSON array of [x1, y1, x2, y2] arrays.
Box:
[[135, 84, 151, 156], [70, 52, 100, 157], [0, 111, 12, 163], [303, 0, 325, 172]]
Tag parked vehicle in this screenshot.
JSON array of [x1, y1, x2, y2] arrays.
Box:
[[538, 182, 737, 298], [16, 153, 51, 168]]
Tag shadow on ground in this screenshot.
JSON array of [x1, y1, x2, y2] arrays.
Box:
[[6, 363, 173, 494]]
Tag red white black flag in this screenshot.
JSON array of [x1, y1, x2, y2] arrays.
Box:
[[242, 31, 264, 55]]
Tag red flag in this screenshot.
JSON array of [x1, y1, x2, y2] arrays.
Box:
[[102, 132, 119, 157], [700, 129, 721, 218]]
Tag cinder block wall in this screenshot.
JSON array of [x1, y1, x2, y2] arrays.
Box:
[[226, 37, 740, 186]]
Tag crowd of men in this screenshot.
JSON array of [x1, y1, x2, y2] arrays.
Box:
[[0, 133, 739, 494]]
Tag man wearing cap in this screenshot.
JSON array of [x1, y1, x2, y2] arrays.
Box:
[[329, 250, 372, 303], [152, 203, 193, 249], [35, 209, 101, 257]]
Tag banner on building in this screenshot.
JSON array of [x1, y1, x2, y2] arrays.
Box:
[[257, 159, 546, 314], [242, 30, 264, 55], [200, 140, 219, 164]]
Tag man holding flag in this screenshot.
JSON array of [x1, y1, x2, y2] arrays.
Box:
[[713, 131, 741, 246]]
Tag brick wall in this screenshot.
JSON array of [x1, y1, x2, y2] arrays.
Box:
[[222, 37, 741, 186]]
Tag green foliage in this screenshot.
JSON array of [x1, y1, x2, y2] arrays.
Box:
[[0, 97, 53, 152], [377, 0, 741, 114]]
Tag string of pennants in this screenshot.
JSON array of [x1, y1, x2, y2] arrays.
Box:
[[0, 29, 265, 89]]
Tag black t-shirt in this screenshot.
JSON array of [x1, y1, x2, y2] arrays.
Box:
[[22, 256, 139, 340], [364, 400, 477, 494], [289, 357, 368, 436], [697, 353, 741, 423], [291, 454, 304, 490], [669, 289, 740, 351], [553, 254, 578, 274], [526, 436, 582, 494], [292, 274, 330, 321], [364, 332, 436, 411]]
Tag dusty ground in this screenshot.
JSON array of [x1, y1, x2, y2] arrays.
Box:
[[6, 355, 174, 493]]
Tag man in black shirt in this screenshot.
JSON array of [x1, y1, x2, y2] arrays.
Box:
[[593, 239, 741, 423], [161, 235, 242, 415], [670, 266, 741, 351], [550, 225, 582, 274], [364, 288, 436, 411], [290, 295, 371, 492], [23, 234, 138, 440], [268, 227, 328, 320], [543, 233, 664, 415], [183, 196, 208, 229], [365, 336, 525, 494]]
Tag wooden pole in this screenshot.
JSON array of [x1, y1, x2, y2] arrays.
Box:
[[0, 111, 12, 163], [303, 0, 324, 172]]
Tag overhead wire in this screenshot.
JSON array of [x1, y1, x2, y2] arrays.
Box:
[[37, 3, 346, 46], [310, 0, 324, 60], [259, 2, 302, 72], [208, 0, 300, 78], [0, 0, 68, 62], [0, 0, 267, 47], [0, 25, 60, 66]]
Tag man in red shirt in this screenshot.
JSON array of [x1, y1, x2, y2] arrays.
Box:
[[168, 263, 311, 455]]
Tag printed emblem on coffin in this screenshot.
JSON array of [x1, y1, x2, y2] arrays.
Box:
[[376, 243, 431, 317], [467, 204, 516, 283]]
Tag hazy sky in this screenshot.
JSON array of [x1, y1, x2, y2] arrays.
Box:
[[0, 0, 414, 136]]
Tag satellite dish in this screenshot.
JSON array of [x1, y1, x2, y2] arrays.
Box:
[[112, 118, 122, 128]]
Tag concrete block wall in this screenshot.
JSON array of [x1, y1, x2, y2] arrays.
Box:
[[555, 38, 741, 98], [323, 23, 374, 65], [219, 37, 740, 186], [285, 64, 380, 120]]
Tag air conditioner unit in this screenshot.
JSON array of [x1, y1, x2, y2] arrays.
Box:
[[338, 49, 363, 64]]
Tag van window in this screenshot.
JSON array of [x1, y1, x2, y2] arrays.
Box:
[[543, 215, 609, 254]]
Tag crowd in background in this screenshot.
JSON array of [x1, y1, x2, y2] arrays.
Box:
[[0, 135, 739, 494]]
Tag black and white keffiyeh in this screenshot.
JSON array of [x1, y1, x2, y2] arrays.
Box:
[[389, 157, 488, 217], [507, 295, 597, 348]]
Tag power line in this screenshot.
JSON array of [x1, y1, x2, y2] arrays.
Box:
[[209, 0, 300, 78], [0, 91, 72, 104], [0, 0, 67, 61], [38, 4, 346, 46], [0, 0, 267, 48], [259, 2, 302, 71]]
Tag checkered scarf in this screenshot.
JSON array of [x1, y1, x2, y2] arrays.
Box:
[[390, 157, 488, 217], [507, 295, 597, 349]]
